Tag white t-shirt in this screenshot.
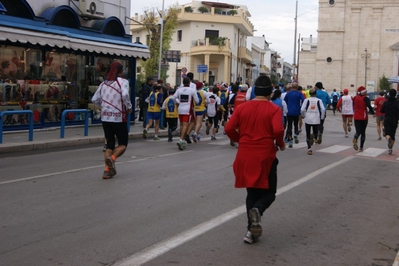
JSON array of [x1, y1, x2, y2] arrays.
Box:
[[91, 77, 132, 123], [341, 95, 354, 115], [207, 93, 221, 117], [172, 86, 199, 115], [300, 97, 326, 125]]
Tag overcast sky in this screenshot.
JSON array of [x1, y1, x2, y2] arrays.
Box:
[[130, 0, 319, 64]]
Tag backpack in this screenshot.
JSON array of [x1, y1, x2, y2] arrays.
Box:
[[220, 91, 227, 105], [332, 94, 338, 102], [305, 99, 323, 118]]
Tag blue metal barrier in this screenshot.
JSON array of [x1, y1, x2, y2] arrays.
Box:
[[127, 113, 131, 132], [160, 110, 165, 129], [60, 109, 89, 138], [0, 110, 33, 143]]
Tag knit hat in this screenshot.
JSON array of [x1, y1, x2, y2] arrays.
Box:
[[195, 81, 203, 90], [315, 82, 323, 89], [389, 89, 397, 98], [357, 86, 367, 94], [343, 88, 349, 95]]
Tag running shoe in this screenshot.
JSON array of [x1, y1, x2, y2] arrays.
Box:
[[388, 149, 393, 155], [142, 129, 147, 139], [185, 135, 192, 144], [352, 138, 358, 151], [294, 135, 299, 144], [102, 170, 113, 179], [205, 126, 210, 135], [177, 140, 184, 150], [243, 230, 259, 244], [168, 138, 173, 142], [105, 157, 116, 176], [284, 138, 288, 143], [359, 148, 363, 152], [191, 132, 198, 143], [103, 144, 107, 152], [288, 141, 293, 148], [309, 134, 314, 146], [378, 137, 382, 141], [317, 133, 322, 144], [230, 140, 235, 146], [248, 208, 262, 238], [182, 141, 187, 149], [211, 136, 217, 140], [345, 134, 349, 138], [154, 137, 160, 141], [388, 137, 393, 149], [196, 134, 202, 141], [307, 149, 312, 155], [348, 124, 351, 132]]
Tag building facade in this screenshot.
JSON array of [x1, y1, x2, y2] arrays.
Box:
[[0, 0, 148, 130], [298, 0, 399, 92], [131, 0, 255, 86]]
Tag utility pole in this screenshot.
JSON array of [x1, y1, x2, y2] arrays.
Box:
[[361, 48, 371, 86], [158, 0, 165, 80], [293, 0, 298, 81]]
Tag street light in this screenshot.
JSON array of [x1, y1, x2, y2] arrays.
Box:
[[361, 48, 371, 86], [158, 0, 165, 80]]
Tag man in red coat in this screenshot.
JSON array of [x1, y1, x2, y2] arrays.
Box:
[[352, 86, 375, 151], [225, 76, 285, 244]]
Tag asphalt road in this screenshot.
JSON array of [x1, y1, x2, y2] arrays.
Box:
[[0, 114, 398, 266]]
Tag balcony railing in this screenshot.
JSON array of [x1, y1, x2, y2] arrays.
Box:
[[191, 38, 231, 54]]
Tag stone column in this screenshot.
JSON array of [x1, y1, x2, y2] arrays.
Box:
[[204, 53, 210, 83], [224, 55, 229, 83]]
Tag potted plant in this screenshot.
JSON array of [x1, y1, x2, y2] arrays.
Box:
[[210, 37, 227, 51], [198, 6, 209, 13], [214, 8, 222, 14], [228, 9, 237, 15], [184, 6, 193, 13]]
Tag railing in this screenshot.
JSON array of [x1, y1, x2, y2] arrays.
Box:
[[60, 109, 89, 138], [0, 110, 33, 144]]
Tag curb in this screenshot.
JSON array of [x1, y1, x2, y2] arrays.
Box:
[[0, 131, 169, 155]]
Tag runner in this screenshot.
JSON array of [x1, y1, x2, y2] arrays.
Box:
[[380, 89, 399, 155], [298, 85, 307, 133], [91, 61, 133, 179], [225, 75, 285, 244], [352, 86, 375, 152], [373, 90, 386, 140], [300, 88, 325, 155], [143, 84, 163, 140], [206, 87, 222, 140], [284, 83, 304, 148], [162, 88, 178, 142], [218, 83, 229, 131], [172, 77, 199, 150], [315, 82, 331, 144], [336, 88, 354, 138], [271, 89, 287, 127], [227, 84, 240, 146], [191, 81, 208, 142], [330, 89, 340, 116]]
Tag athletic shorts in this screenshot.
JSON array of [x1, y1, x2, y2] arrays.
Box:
[[102, 121, 128, 150], [377, 116, 385, 121], [342, 114, 353, 119], [148, 112, 161, 121], [195, 111, 205, 116], [208, 115, 220, 128], [179, 114, 193, 123]]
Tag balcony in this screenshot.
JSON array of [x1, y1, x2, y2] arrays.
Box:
[[179, 6, 254, 36], [238, 46, 252, 63], [191, 37, 231, 55]]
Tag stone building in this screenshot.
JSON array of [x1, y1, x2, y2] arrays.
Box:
[[298, 0, 399, 93]]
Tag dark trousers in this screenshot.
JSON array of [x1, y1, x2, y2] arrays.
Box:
[[384, 118, 398, 141], [246, 158, 278, 231], [354, 120, 368, 149], [306, 123, 319, 149], [286, 115, 299, 140], [166, 118, 178, 140], [319, 118, 325, 134], [332, 102, 337, 114]]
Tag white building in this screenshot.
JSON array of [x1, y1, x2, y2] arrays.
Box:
[[131, 0, 255, 86], [298, 0, 399, 92]]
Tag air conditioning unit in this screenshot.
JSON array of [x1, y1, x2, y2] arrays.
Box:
[[79, 0, 104, 19]]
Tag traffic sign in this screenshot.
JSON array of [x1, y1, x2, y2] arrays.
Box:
[[181, 67, 188, 73], [197, 65, 208, 73]]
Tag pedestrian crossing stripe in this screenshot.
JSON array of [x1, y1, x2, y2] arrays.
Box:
[[208, 140, 232, 146], [355, 147, 386, 157], [286, 142, 308, 149], [318, 145, 351, 153]]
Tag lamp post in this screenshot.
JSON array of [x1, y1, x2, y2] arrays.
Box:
[[292, 0, 298, 81], [158, 0, 165, 80], [361, 48, 371, 86]]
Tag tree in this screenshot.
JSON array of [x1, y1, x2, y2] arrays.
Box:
[[228, 10, 237, 15], [139, 5, 180, 81], [379, 74, 391, 92], [184, 6, 193, 13], [198, 6, 209, 13]]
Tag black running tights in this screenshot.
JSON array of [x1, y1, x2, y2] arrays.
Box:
[[305, 124, 319, 149], [354, 120, 368, 149]]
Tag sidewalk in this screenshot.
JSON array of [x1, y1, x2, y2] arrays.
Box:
[[0, 121, 169, 154]]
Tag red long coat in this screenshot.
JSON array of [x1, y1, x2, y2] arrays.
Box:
[[225, 100, 285, 189]]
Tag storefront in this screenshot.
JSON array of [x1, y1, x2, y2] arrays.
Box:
[[0, 1, 149, 130]]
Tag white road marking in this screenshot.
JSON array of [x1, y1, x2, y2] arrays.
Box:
[[318, 145, 351, 153], [114, 156, 354, 266], [393, 250, 399, 266], [0, 152, 193, 186], [356, 148, 386, 157], [208, 140, 232, 146]]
